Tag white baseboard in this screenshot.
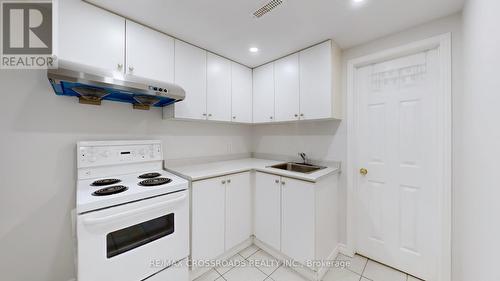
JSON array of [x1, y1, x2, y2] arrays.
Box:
[[338, 243, 355, 257]]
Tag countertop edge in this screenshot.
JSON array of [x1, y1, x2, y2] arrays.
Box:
[[165, 159, 341, 183]]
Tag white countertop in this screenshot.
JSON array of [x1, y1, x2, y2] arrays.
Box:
[[165, 158, 340, 182]]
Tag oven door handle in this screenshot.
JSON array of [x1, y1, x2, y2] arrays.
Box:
[[82, 193, 187, 226]]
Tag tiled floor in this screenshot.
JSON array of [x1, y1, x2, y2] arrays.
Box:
[[194, 245, 424, 281]]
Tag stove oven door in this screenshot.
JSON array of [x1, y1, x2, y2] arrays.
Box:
[[77, 190, 189, 281]]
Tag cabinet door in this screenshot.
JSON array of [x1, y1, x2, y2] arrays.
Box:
[[126, 20, 174, 83], [299, 41, 333, 120], [253, 63, 275, 123], [174, 40, 207, 120], [207, 53, 232, 121], [274, 53, 300, 122], [59, 0, 125, 72], [192, 177, 226, 262], [254, 172, 281, 250], [225, 172, 252, 250], [231, 63, 253, 123], [281, 177, 315, 264]]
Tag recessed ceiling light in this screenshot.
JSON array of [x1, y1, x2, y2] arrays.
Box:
[[353, 0, 365, 2], [249, 47, 259, 53]]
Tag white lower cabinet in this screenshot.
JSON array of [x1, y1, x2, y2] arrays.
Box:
[[281, 177, 315, 264], [225, 172, 252, 250], [254, 172, 282, 250], [191, 176, 225, 262], [254, 172, 338, 270], [191, 172, 252, 263]]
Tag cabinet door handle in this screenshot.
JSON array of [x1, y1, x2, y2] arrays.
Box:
[[227, 179, 231, 184], [222, 180, 226, 184], [233, 116, 236, 119], [281, 181, 286, 185], [208, 114, 212, 117], [202, 113, 207, 117], [300, 113, 304, 117], [294, 114, 298, 117], [275, 179, 280, 184], [128, 66, 134, 72], [117, 63, 123, 70]]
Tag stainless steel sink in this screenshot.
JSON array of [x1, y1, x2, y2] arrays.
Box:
[[268, 162, 326, 174]]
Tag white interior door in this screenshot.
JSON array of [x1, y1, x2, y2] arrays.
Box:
[[355, 50, 441, 281]]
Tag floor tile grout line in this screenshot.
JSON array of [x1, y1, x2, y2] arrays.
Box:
[[361, 258, 369, 276]]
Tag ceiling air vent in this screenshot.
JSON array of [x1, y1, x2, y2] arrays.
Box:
[[253, 0, 284, 18]]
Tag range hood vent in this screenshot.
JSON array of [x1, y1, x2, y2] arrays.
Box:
[[47, 60, 185, 110]]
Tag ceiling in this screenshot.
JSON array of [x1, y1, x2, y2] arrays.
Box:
[[85, 0, 464, 68]]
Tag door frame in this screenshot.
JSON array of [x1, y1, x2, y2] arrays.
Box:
[[345, 33, 452, 281]]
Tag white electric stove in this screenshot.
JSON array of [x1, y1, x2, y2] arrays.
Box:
[[76, 140, 189, 281]]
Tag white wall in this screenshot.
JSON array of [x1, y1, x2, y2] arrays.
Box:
[[252, 12, 463, 249], [0, 71, 252, 281], [454, 1, 500, 280]]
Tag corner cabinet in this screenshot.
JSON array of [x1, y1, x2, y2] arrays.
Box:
[[253, 62, 275, 123], [191, 172, 252, 263], [254, 172, 338, 273], [231, 63, 253, 123]]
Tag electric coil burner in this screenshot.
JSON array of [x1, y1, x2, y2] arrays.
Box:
[[92, 185, 128, 196], [91, 178, 121, 186], [139, 177, 172, 187], [138, 172, 162, 179]]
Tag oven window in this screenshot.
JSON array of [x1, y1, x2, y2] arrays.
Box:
[[106, 214, 174, 258]]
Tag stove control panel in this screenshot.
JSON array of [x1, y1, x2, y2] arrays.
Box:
[[78, 141, 163, 168]]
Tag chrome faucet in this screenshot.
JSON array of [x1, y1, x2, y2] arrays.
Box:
[[299, 152, 308, 165]]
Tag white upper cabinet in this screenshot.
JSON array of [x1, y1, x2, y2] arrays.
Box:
[[274, 53, 300, 122], [206, 53, 232, 122], [173, 40, 207, 120], [299, 40, 342, 120], [253, 63, 275, 123], [125, 20, 174, 83], [59, 0, 125, 72], [231, 63, 253, 123]]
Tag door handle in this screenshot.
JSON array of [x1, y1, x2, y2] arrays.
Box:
[[82, 194, 186, 226], [360, 168, 368, 176]]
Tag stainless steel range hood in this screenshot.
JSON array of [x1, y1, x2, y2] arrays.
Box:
[[48, 60, 185, 110]]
